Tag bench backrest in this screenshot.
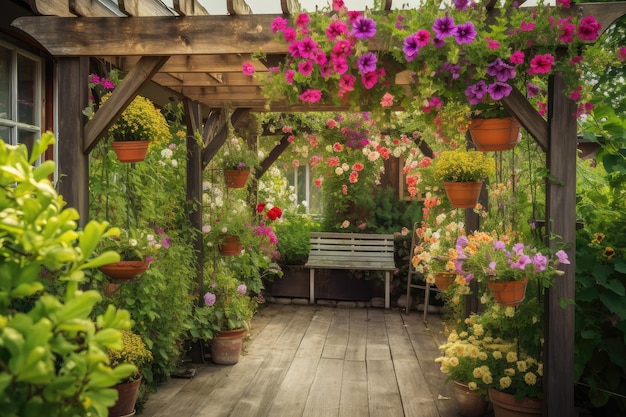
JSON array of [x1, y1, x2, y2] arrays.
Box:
[[307, 232, 395, 269]]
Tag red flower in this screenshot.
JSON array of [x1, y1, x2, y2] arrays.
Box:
[[256, 202, 267, 213], [267, 206, 283, 220]]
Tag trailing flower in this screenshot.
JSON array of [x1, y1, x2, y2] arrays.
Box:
[[100, 227, 170, 262]]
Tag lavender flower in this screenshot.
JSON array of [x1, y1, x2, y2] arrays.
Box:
[[486, 58, 516, 82], [402, 33, 421, 61], [452, 22, 477, 44], [237, 284, 247, 295], [487, 82, 512, 100], [433, 16, 455, 38], [351, 17, 376, 39], [203, 292, 216, 306], [357, 52, 378, 75]]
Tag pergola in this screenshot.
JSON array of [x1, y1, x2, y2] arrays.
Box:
[[7, 0, 626, 415]]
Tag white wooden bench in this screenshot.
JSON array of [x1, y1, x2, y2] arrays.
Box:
[[305, 232, 396, 308]]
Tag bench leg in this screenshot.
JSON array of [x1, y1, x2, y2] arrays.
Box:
[[309, 268, 315, 305], [385, 271, 390, 309]]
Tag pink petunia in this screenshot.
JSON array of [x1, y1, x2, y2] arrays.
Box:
[[285, 69, 295, 84], [528, 54, 555, 75], [242, 61, 255, 76], [577, 16, 601, 41], [618, 47, 626, 61], [298, 60, 313, 76], [510, 50, 525, 65], [299, 89, 322, 103], [380, 92, 394, 107], [349, 171, 359, 183]]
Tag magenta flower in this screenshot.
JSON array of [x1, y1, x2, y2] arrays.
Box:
[[237, 284, 247, 295], [357, 52, 377, 74], [285, 70, 295, 84], [577, 16, 601, 41], [319, 62, 332, 78], [298, 38, 319, 59], [242, 61, 255, 76], [558, 22, 575, 43], [494, 240, 506, 251], [299, 89, 322, 103], [271, 17, 288, 34], [295, 13, 310, 29], [453, 0, 469, 10], [433, 16, 455, 38], [203, 292, 216, 306], [509, 254, 531, 270], [528, 54, 555, 75], [298, 60, 313, 76], [414, 29, 431, 47], [283, 27, 296, 43], [510, 50, 525, 65], [532, 253, 548, 272], [352, 16, 376, 39], [361, 71, 379, 89], [339, 74, 356, 91], [452, 22, 476, 44], [326, 21, 348, 40], [526, 82, 541, 97], [314, 51, 328, 66], [332, 57, 349, 74]]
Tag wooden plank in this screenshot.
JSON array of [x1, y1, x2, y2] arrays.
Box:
[[281, 0, 302, 15], [245, 304, 299, 358], [83, 55, 169, 153], [295, 307, 334, 358], [501, 85, 549, 152], [118, 0, 175, 16], [366, 360, 404, 417], [201, 108, 251, 168], [339, 360, 369, 417], [28, 0, 75, 16], [227, 0, 252, 15], [173, 0, 208, 16], [105, 54, 266, 74], [366, 309, 391, 361], [322, 308, 349, 359], [544, 73, 577, 416], [345, 309, 367, 361], [140, 376, 189, 415], [272, 304, 316, 350], [228, 349, 297, 417], [384, 309, 416, 361], [12, 15, 286, 56], [70, 0, 121, 17], [394, 359, 442, 417], [302, 358, 344, 417], [266, 356, 320, 417]]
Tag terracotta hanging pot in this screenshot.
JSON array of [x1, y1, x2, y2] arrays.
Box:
[[218, 235, 243, 256], [434, 272, 455, 291], [223, 170, 250, 188], [111, 140, 150, 163], [488, 387, 542, 417], [443, 181, 483, 208], [453, 381, 488, 417], [99, 260, 149, 281], [210, 328, 247, 365], [108, 377, 142, 417], [468, 117, 521, 152], [487, 276, 529, 307]]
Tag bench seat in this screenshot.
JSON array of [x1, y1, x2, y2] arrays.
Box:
[[305, 232, 396, 308]]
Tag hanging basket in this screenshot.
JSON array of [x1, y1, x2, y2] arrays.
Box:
[[218, 235, 243, 256], [468, 117, 521, 152], [488, 388, 542, 417], [443, 181, 483, 208], [487, 276, 529, 307], [434, 272, 455, 291], [111, 140, 150, 163], [99, 260, 149, 281], [223, 170, 250, 188]]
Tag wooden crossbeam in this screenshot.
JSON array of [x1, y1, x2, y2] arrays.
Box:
[[70, 0, 121, 17], [118, 0, 175, 16], [173, 0, 208, 16], [27, 0, 75, 17]]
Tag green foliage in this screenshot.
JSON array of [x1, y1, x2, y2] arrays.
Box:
[[433, 149, 496, 183], [0, 133, 134, 417], [275, 214, 317, 265]]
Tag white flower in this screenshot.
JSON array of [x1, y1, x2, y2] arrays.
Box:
[[171, 159, 178, 167], [202, 181, 212, 190], [341, 163, 349, 171], [335, 167, 344, 175], [129, 239, 138, 247], [202, 225, 211, 233], [161, 148, 173, 159], [221, 227, 228, 233]]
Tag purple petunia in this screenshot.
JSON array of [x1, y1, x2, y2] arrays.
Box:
[[357, 52, 378, 74], [204, 292, 216, 306], [486, 58, 516, 82], [487, 82, 513, 100], [509, 254, 531, 270], [351, 16, 376, 39], [433, 16, 455, 38], [464, 80, 488, 105], [403, 33, 421, 61], [555, 250, 570, 264], [452, 22, 477, 44], [532, 253, 548, 272]]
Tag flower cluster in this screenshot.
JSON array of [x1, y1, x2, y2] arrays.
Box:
[[256, 202, 283, 222], [433, 148, 496, 183], [219, 136, 259, 171], [454, 231, 570, 285], [107, 330, 153, 383], [436, 323, 543, 400], [202, 271, 254, 331], [100, 226, 170, 262]]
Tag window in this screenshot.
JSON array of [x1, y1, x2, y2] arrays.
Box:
[[285, 164, 322, 215], [0, 42, 42, 152]]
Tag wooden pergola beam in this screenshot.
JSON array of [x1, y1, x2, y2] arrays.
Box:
[[201, 108, 251, 169], [83, 55, 169, 153], [256, 133, 291, 178], [502, 86, 549, 152]]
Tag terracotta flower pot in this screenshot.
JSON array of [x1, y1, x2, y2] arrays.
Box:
[[487, 276, 529, 307], [434, 272, 455, 291], [453, 381, 488, 417], [468, 117, 521, 152], [111, 140, 150, 163], [210, 328, 247, 365], [488, 387, 542, 417], [443, 181, 483, 208], [108, 377, 142, 417], [218, 235, 243, 256], [223, 169, 250, 188], [99, 261, 149, 281]]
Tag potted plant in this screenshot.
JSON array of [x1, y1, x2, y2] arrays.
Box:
[[454, 231, 570, 306], [275, 213, 314, 266], [107, 330, 153, 417], [467, 100, 522, 152], [432, 149, 496, 208], [98, 227, 169, 281], [86, 73, 171, 163], [219, 136, 259, 188], [201, 271, 255, 365]]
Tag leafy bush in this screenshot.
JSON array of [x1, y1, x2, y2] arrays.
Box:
[[0, 133, 134, 417], [275, 214, 317, 265]]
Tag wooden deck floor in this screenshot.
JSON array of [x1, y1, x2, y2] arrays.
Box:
[[142, 304, 467, 417]]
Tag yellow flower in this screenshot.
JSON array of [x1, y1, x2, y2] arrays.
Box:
[[492, 351, 503, 360], [449, 357, 459, 367], [473, 367, 484, 378], [517, 361, 528, 372], [499, 376, 512, 389], [504, 307, 515, 318], [524, 372, 537, 385], [473, 324, 484, 336], [482, 374, 493, 384], [468, 382, 478, 391], [478, 352, 488, 361], [506, 351, 518, 363], [505, 368, 516, 377]]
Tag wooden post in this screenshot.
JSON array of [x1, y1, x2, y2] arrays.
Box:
[[544, 74, 576, 416], [57, 57, 89, 227]]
